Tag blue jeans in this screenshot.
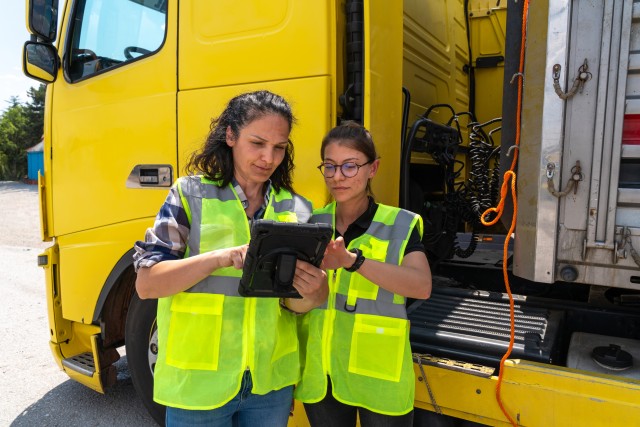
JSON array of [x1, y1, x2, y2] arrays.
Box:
[[165, 371, 293, 427]]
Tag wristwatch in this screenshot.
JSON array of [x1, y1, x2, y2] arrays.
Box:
[[345, 248, 365, 272]]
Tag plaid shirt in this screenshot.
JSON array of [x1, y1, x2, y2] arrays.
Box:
[[133, 178, 271, 272]]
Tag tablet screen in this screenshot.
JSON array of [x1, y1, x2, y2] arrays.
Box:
[[238, 220, 333, 298]]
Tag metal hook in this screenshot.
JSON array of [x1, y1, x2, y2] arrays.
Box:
[[510, 72, 524, 84]]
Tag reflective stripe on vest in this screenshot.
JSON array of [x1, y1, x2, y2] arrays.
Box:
[[270, 192, 313, 223], [154, 175, 312, 410], [296, 202, 422, 415], [186, 276, 240, 297], [179, 177, 240, 257], [333, 293, 407, 319], [179, 177, 312, 297], [309, 203, 420, 315]]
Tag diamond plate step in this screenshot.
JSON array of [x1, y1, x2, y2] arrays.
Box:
[[61, 352, 95, 377]]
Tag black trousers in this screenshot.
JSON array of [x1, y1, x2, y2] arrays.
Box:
[[303, 378, 413, 427]]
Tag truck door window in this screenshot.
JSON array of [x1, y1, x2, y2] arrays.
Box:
[[66, 0, 167, 82]]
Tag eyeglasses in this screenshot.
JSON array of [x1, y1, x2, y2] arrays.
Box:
[[317, 160, 373, 178]]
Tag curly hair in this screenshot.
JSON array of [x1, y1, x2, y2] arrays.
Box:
[[185, 90, 296, 193]]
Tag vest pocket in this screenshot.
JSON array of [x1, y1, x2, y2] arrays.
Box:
[[166, 293, 224, 371], [272, 310, 298, 363], [348, 314, 407, 382], [347, 238, 389, 299], [349, 274, 379, 300]]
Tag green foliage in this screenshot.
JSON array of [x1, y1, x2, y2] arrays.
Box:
[[23, 85, 46, 146], [0, 85, 45, 180]]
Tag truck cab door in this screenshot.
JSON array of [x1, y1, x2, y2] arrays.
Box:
[[50, 0, 177, 238], [47, 0, 177, 322]]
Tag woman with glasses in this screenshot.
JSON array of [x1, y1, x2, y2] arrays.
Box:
[[295, 121, 432, 427], [133, 90, 328, 427]]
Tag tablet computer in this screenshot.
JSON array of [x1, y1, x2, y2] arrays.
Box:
[[238, 219, 333, 298]]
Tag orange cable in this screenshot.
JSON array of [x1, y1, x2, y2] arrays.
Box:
[[481, 171, 517, 426], [479, 0, 529, 425]]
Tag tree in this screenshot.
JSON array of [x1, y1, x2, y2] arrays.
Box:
[[0, 85, 45, 181], [24, 85, 46, 144], [0, 98, 29, 180]]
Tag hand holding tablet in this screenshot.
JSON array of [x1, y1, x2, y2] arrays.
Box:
[[238, 220, 333, 298]]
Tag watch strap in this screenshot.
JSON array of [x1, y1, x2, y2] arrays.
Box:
[[345, 248, 365, 272]]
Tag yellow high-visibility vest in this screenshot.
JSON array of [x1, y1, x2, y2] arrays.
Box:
[[295, 202, 422, 415], [154, 175, 312, 409]]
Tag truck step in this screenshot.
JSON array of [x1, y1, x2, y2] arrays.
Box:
[[409, 286, 563, 368], [62, 352, 95, 377]]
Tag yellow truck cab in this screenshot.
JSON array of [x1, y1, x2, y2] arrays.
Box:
[[23, 0, 640, 426]]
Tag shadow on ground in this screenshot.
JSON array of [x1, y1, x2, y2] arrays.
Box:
[[9, 357, 158, 427]]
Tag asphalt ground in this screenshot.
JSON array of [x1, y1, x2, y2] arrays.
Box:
[[0, 181, 49, 249], [0, 181, 156, 426]]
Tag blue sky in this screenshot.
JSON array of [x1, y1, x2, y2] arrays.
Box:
[[0, 2, 43, 110]]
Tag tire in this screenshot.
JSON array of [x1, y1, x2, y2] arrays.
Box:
[[125, 293, 166, 426]]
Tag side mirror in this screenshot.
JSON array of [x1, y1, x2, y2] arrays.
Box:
[[23, 41, 59, 84], [27, 0, 59, 42]]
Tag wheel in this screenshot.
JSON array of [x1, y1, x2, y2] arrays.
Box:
[[125, 293, 166, 426]]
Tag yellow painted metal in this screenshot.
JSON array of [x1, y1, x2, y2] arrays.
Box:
[[40, 244, 71, 345], [176, 0, 337, 209], [48, 341, 65, 371], [468, 0, 507, 123], [46, 318, 104, 393], [61, 332, 104, 393], [288, 400, 308, 426], [60, 331, 104, 393], [37, 173, 49, 241], [332, 0, 345, 124], [40, 86, 53, 241], [402, 0, 472, 192], [410, 152, 438, 166], [178, 1, 331, 91], [45, 0, 176, 324], [41, 241, 105, 395], [176, 77, 332, 210], [364, 0, 403, 206], [40, 210, 149, 382], [49, 1, 178, 238], [24, 57, 55, 82], [41, 241, 102, 392], [402, 0, 469, 126], [287, 354, 640, 427], [61, 361, 100, 392], [413, 359, 640, 426], [58, 320, 101, 357], [57, 218, 155, 322]]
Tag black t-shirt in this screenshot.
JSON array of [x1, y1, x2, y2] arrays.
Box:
[[335, 197, 425, 255]]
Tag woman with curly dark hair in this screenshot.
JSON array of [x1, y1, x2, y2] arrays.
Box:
[[134, 90, 328, 426]]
